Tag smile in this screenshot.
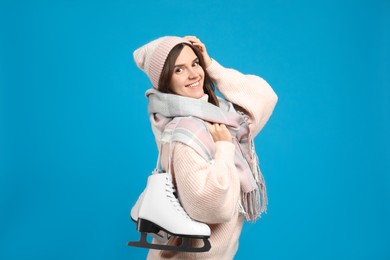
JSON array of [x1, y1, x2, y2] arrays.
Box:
[[186, 80, 200, 88]]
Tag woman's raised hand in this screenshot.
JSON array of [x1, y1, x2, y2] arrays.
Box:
[[184, 36, 213, 68], [205, 122, 232, 143]]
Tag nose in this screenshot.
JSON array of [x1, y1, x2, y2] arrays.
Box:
[[188, 67, 198, 79]]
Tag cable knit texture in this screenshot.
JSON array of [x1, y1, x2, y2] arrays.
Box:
[[133, 36, 191, 89], [147, 59, 277, 260]]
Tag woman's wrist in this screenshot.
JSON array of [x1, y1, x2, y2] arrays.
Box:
[[205, 57, 213, 68]]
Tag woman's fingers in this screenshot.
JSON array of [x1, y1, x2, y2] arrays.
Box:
[[184, 36, 206, 49], [205, 123, 232, 142], [184, 35, 199, 42], [184, 35, 212, 66], [184, 35, 212, 68], [185, 36, 203, 47]]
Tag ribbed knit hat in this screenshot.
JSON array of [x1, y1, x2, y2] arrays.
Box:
[[133, 36, 191, 89]]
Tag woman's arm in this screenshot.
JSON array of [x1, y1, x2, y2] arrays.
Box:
[[171, 141, 241, 224], [184, 35, 278, 137], [207, 59, 278, 137]]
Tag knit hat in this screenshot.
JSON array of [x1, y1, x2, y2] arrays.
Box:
[[133, 36, 191, 89]]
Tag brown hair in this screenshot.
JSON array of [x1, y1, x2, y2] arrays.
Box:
[[158, 43, 219, 107]]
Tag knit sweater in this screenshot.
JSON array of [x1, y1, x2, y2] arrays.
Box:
[[147, 59, 278, 260]]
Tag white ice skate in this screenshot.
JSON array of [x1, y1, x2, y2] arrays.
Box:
[[130, 191, 142, 222], [130, 189, 170, 243], [128, 170, 211, 252]]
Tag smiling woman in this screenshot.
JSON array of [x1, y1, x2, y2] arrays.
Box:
[[170, 46, 205, 98], [158, 40, 219, 105], [129, 35, 278, 259]]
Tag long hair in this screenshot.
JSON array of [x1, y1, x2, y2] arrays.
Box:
[[158, 43, 219, 107]]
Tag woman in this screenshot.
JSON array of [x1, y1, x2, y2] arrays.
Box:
[[132, 35, 277, 259]]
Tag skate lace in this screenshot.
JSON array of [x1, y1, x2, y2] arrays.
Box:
[[165, 176, 190, 219]]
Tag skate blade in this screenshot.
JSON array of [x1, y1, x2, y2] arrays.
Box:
[[150, 231, 170, 243], [131, 218, 170, 243], [128, 232, 211, 253]]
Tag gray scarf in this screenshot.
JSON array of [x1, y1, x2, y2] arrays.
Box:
[[146, 88, 267, 221]]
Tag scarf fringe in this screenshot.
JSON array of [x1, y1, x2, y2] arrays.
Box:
[[241, 179, 267, 222], [240, 128, 268, 222]]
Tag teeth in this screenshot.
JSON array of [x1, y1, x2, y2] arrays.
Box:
[[187, 81, 199, 88]]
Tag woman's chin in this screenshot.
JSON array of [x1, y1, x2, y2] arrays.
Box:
[[180, 88, 204, 99], [190, 92, 205, 99]]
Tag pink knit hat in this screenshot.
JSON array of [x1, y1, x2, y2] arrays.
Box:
[[133, 36, 191, 89]]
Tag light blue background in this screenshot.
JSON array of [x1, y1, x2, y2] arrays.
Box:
[[1, 0, 389, 259]]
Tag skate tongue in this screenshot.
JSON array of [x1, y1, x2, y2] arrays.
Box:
[[165, 178, 190, 219]]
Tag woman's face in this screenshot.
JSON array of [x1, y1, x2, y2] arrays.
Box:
[[170, 45, 205, 99]]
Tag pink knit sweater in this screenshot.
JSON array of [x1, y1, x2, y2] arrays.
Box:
[[147, 59, 278, 259]]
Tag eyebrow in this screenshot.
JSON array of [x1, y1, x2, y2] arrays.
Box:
[[174, 58, 199, 68]]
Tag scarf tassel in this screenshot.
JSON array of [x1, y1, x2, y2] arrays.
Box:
[[240, 132, 268, 222], [241, 178, 267, 222]]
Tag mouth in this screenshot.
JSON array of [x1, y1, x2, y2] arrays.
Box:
[[185, 80, 201, 88]]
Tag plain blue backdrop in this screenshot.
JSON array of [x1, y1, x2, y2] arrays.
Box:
[[1, 0, 389, 259]]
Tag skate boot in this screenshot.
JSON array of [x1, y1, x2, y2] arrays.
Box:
[[128, 171, 211, 252], [130, 190, 170, 243], [130, 191, 143, 222]]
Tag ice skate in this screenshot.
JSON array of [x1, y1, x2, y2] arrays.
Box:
[[130, 191, 143, 222], [128, 171, 211, 252], [130, 189, 170, 243]]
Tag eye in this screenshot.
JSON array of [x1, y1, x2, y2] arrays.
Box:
[[192, 60, 200, 67], [174, 67, 183, 73]]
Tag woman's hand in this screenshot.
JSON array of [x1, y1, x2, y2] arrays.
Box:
[[205, 122, 232, 142], [184, 36, 212, 68]]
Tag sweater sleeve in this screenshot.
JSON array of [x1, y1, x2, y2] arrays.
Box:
[[207, 59, 278, 137], [172, 141, 241, 224]]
